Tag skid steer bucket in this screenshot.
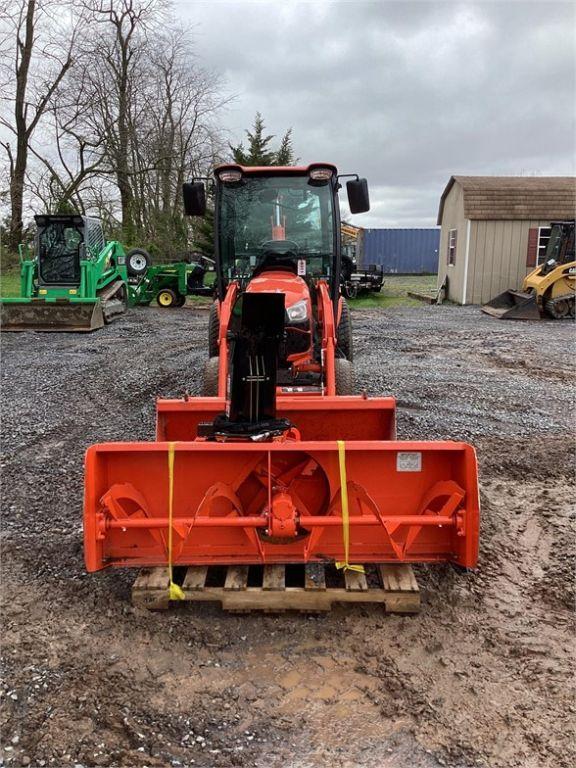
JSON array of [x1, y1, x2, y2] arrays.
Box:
[[481, 290, 541, 320], [0, 298, 104, 332], [84, 396, 480, 573]]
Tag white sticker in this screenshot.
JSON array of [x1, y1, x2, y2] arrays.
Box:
[[297, 259, 306, 276], [396, 452, 422, 472]]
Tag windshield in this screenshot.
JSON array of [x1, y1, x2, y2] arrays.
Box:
[[218, 175, 335, 281], [545, 223, 575, 264]]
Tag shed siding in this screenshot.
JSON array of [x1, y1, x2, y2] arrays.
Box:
[[467, 218, 554, 304], [437, 182, 467, 302]]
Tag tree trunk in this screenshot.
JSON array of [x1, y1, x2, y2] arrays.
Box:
[[9, 136, 28, 250], [8, 0, 35, 250]]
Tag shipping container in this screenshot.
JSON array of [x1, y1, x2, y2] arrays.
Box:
[[359, 228, 440, 274]]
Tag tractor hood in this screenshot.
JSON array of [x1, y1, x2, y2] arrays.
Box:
[[246, 271, 310, 312]]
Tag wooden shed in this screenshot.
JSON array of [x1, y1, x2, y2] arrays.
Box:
[[436, 176, 576, 304]]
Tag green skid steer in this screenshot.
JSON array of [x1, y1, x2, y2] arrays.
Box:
[[0, 215, 147, 332]]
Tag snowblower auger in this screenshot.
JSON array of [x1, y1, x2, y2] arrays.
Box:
[[84, 164, 480, 575]]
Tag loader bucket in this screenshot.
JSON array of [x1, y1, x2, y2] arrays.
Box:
[[84, 434, 480, 573], [0, 299, 104, 332], [481, 290, 541, 320]]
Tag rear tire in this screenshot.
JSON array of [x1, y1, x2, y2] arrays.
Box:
[[335, 358, 355, 395], [337, 298, 353, 361], [208, 301, 220, 357], [126, 248, 151, 276], [202, 356, 220, 396], [175, 294, 186, 307], [156, 288, 178, 307]]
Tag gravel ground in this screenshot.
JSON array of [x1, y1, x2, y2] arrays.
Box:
[[1, 304, 574, 768]]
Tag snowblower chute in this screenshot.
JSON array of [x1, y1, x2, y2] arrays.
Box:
[[84, 164, 480, 576]]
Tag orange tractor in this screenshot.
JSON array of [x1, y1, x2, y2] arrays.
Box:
[[84, 164, 479, 581]]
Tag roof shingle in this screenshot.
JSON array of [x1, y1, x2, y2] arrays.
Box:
[[437, 175, 576, 224]]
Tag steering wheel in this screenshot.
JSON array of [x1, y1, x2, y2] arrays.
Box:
[[259, 239, 300, 256]]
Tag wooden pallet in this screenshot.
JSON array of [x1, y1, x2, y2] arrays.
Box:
[[132, 563, 420, 614]]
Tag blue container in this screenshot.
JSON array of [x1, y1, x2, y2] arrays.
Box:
[[360, 228, 440, 274]]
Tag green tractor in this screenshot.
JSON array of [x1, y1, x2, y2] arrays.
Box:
[[0, 214, 150, 332], [131, 256, 214, 308]]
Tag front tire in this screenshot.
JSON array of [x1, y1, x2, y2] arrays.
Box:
[[156, 288, 178, 307], [335, 358, 355, 395], [208, 302, 220, 357], [202, 356, 220, 396], [337, 298, 353, 361]]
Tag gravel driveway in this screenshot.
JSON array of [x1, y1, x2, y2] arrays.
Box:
[[1, 304, 574, 768]]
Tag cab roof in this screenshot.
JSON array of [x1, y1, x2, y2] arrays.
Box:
[[214, 163, 338, 176]]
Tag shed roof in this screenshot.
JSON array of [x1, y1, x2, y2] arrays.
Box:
[[437, 175, 576, 224]]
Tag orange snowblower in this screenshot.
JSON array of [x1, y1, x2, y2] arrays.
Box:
[[84, 164, 479, 576]]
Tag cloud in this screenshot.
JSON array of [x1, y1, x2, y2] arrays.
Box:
[[180, 0, 576, 226]]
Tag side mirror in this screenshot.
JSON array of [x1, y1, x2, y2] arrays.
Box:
[[183, 182, 207, 216], [346, 178, 370, 214]]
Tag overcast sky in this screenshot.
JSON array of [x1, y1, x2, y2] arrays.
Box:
[[178, 0, 575, 228]]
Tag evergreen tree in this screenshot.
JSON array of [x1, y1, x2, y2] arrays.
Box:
[[275, 128, 295, 165], [230, 113, 296, 165], [196, 115, 298, 255]]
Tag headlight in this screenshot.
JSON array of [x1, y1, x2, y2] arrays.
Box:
[[216, 166, 243, 183], [286, 299, 308, 323], [309, 167, 333, 182], [220, 171, 242, 183], [308, 165, 334, 185]]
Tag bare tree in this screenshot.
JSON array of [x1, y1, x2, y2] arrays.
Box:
[[0, 0, 81, 249], [0, 0, 230, 257], [69, 4, 229, 253], [129, 26, 229, 255], [74, 0, 161, 241]]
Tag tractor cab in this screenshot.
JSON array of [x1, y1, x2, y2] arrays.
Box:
[[215, 166, 339, 297], [185, 164, 369, 302], [184, 164, 369, 391]]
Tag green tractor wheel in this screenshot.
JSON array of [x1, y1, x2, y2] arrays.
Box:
[[157, 288, 178, 308]]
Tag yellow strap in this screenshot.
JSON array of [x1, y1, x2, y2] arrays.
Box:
[[167, 442, 185, 600], [335, 440, 365, 574]]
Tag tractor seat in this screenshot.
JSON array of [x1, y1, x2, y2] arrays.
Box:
[[253, 253, 298, 277]]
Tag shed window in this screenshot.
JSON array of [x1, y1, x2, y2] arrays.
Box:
[[537, 226, 552, 265], [447, 229, 457, 266]]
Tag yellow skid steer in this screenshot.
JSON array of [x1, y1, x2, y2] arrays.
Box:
[[482, 221, 575, 320]]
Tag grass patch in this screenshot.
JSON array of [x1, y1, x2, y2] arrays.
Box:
[[0, 270, 21, 297], [0, 269, 439, 308], [349, 274, 437, 309]]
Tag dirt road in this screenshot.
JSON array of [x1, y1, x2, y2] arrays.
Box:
[[1, 304, 574, 768]]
